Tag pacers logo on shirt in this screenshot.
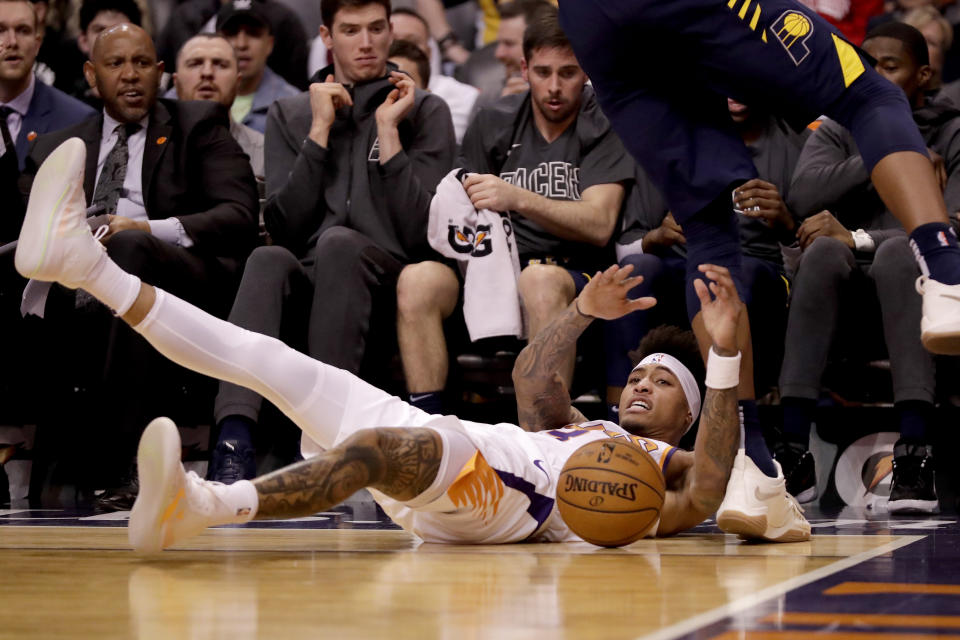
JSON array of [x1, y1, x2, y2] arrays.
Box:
[[770, 10, 813, 66]]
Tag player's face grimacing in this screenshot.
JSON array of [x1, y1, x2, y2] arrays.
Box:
[[617, 364, 692, 444], [522, 46, 587, 125]]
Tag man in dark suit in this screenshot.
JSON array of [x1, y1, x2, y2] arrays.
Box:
[[0, 0, 94, 174], [13, 23, 259, 509]]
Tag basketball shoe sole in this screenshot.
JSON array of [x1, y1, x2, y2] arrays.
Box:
[[917, 276, 960, 355], [14, 137, 104, 288], [129, 417, 187, 553]]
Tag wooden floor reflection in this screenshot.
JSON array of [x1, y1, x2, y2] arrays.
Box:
[[0, 526, 902, 640]]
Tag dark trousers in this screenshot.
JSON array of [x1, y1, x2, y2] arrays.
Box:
[[214, 226, 403, 425], [779, 236, 935, 403]]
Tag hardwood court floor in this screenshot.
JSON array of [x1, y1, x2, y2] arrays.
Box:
[[1, 505, 958, 640]]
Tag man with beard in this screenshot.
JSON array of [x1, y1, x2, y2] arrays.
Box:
[[395, 7, 634, 417], [173, 33, 263, 177]]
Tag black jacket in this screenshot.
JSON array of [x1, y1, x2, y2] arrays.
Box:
[[262, 64, 456, 261], [19, 99, 260, 272]]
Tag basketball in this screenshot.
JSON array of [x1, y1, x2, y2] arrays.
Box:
[[556, 439, 666, 547]]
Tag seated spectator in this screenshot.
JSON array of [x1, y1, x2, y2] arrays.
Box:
[[607, 99, 807, 423], [395, 7, 633, 418], [209, 0, 455, 484], [15, 24, 259, 509], [173, 33, 264, 177], [157, 0, 309, 91], [903, 5, 952, 90], [776, 22, 951, 514], [457, 0, 553, 110], [390, 7, 479, 144], [51, 0, 141, 107], [216, 0, 298, 134], [388, 39, 430, 90], [0, 0, 94, 180]]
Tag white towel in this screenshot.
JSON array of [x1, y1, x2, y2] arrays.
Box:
[[428, 169, 524, 341]]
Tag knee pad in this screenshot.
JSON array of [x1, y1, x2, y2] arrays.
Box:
[[682, 196, 745, 321], [827, 70, 927, 173]]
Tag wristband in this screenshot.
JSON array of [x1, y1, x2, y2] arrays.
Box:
[[705, 347, 741, 389]]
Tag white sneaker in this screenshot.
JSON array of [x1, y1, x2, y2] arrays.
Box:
[[716, 450, 811, 543], [129, 417, 242, 553], [14, 137, 105, 288], [916, 276, 960, 355]]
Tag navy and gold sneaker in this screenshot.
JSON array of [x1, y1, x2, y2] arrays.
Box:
[[888, 440, 938, 514], [773, 440, 817, 504], [208, 439, 257, 485]]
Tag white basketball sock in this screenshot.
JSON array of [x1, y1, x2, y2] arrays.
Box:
[[81, 252, 141, 316], [217, 479, 259, 523]]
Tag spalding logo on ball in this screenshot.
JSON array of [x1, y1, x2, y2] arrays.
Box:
[[556, 439, 666, 547]]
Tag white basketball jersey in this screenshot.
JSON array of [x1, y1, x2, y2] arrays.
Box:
[[378, 419, 676, 544]]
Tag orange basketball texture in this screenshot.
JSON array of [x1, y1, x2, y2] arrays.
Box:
[[556, 439, 666, 547]]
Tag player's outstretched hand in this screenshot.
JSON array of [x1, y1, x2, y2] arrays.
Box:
[[693, 264, 741, 354], [575, 264, 656, 321]]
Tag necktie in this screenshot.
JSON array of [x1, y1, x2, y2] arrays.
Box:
[[0, 106, 15, 157], [93, 123, 141, 215]]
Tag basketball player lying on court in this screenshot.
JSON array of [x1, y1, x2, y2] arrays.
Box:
[[15, 139, 808, 550]]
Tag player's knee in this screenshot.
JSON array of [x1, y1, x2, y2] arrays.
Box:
[[518, 264, 575, 315], [396, 261, 459, 319], [619, 253, 665, 280], [682, 197, 742, 273]]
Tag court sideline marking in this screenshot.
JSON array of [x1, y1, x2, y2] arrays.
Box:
[[639, 534, 925, 640]]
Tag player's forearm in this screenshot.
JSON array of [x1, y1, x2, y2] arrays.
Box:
[[513, 301, 593, 430], [689, 359, 740, 513], [512, 189, 616, 247]]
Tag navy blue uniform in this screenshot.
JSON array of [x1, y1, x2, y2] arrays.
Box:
[[559, 0, 921, 221]]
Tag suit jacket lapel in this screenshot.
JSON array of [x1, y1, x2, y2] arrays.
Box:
[[16, 84, 51, 163], [142, 102, 173, 213]]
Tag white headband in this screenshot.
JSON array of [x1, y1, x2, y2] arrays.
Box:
[[632, 353, 702, 433]]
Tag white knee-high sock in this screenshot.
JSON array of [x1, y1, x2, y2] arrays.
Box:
[[131, 288, 356, 448]]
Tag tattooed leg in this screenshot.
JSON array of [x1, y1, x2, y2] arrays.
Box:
[[252, 427, 443, 520]]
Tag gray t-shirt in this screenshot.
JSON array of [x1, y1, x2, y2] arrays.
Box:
[[460, 89, 634, 268], [499, 120, 632, 263]]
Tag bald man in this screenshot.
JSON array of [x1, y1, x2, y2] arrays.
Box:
[[15, 24, 259, 512]]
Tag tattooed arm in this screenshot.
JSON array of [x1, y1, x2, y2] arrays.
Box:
[[512, 264, 656, 431], [658, 264, 742, 535], [253, 427, 443, 519]]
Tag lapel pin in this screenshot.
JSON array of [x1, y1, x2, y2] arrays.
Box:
[[156, 136, 167, 145], [27, 131, 37, 141]]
